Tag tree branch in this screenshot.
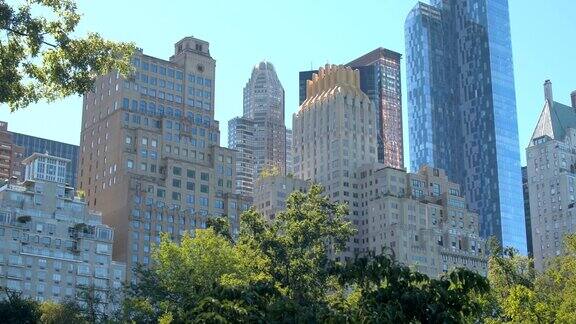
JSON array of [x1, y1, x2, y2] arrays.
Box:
[[1, 26, 57, 47]]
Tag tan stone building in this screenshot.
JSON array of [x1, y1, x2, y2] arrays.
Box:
[[294, 64, 378, 261], [359, 165, 487, 277], [253, 175, 308, 221], [291, 64, 486, 277], [0, 153, 125, 309], [78, 37, 250, 279]]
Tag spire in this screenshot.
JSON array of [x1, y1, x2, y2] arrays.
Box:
[[544, 80, 554, 105]]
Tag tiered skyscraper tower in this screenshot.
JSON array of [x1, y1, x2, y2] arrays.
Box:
[[299, 48, 403, 169], [229, 61, 286, 196], [79, 37, 248, 279], [294, 65, 378, 260]]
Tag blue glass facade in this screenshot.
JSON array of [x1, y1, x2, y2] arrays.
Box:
[[406, 0, 526, 253], [12, 133, 79, 188]]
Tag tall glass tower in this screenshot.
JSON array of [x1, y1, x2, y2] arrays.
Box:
[[405, 0, 526, 253]]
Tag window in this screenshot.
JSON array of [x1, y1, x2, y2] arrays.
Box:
[[127, 160, 134, 169], [172, 192, 181, 201], [96, 243, 110, 254], [173, 166, 182, 176], [77, 265, 90, 276], [97, 228, 112, 240], [172, 179, 181, 188], [186, 182, 195, 191], [95, 267, 108, 279], [187, 169, 195, 178], [200, 185, 209, 194], [201, 173, 209, 181]]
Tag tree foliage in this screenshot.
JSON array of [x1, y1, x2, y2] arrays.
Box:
[[4, 185, 575, 323], [258, 165, 281, 179], [0, 0, 135, 109], [39, 300, 85, 324], [122, 229, 270, 322], [479, 235, 576, 323], [0, 285, 113, 324], [329, 255, 490, 323], [124, 184, 491, 323], [0, 288, 41, 324]]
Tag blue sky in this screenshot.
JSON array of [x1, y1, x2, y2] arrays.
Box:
[[1, 0, 574, 169]]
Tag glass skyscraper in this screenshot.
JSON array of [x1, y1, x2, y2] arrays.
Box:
[[405, 0, 526, 253]]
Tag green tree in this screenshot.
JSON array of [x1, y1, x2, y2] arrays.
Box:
[[258, 165, 281, 179], [534, 234, 576, 323], [39, 300, 85, 324], [453, 222, 576, 323], [75, 283, 120, 323], [238, 184, 355, 322], [328, 255, 490, 323], [479, 239, 542, 323], [0, 288, 41, 324], [0, 0, 135, 109], [124, 229, 269, 322], [206, 215, 233, 243], [125, 184, 497, 323]]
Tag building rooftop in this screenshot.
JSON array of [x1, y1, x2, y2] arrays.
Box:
[[255, 61, 276, 71], [22, 152, 71, 165], [346, 47, 402, 67], [530, 100, 576, 144]]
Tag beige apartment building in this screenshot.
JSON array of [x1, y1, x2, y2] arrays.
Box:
[[290, 64, 486, 276], [79, 37, 250, 279], [526, 81, 576, 271], [0, 153, 124, 309], [293, 64, 378, 261], [253, 175, 309, 221], [359, 165, 487, 277]]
